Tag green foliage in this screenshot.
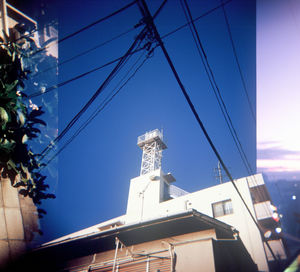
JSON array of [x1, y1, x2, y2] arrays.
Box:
[[0, 36, 55, 218]]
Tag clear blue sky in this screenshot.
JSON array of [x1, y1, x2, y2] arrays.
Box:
[[18, 0, 256, 242]]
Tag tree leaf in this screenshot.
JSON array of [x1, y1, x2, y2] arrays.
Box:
[[7, 159, 18, 173], [31, 118, 46, 126], [28, 108, 44, 119], [5, 80, 18, 93]]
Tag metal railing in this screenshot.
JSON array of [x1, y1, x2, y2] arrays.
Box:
[[137, 129, 163, 145]]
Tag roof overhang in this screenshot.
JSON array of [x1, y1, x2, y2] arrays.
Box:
[[34, 210, 234, 262]]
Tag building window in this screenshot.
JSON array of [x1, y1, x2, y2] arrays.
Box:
[[212, 199, 233, 217]]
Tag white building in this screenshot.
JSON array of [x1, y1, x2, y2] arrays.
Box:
[[126, 129, 286, 271], [30, 129, 286, 272]]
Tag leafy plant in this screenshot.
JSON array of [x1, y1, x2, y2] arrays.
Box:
[[0, 31, 55, 218]]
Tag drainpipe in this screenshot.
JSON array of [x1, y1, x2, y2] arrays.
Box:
[[112, 237, 120, 272], [146, 256, 150, 272], [162, 241, 176, 272]]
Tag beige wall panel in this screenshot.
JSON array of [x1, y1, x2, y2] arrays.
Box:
[[21, 210, 39, 242], [5, 208, 24, 240], [0, 182, 4, 207], [175, 240, 215, 272], [0, 208, 8, 239], [2, 178, 19, 208], [19, 193, 36, 209]]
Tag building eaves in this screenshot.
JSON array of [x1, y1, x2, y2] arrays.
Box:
[[37, 209, 234, 251], [20, 209, 236, 271]]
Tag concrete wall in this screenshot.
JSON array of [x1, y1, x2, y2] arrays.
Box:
[[125, 172, 269, 271], [126, 169, 166, 222], [0, 177, 39, 268]]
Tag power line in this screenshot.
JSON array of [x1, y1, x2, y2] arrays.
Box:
[[39, 0, 167, 162], [220, 1, 256, 123], [28, 46, 145, 98], [179, 0, 255, 181], [30, 0, 231, 81], [42, 50, 151, 169], [31, 27, 137, 79], [39, 28, 146, 161], [32, 0, 239, 163], [161, 0, 232, 40], [138, 0, 278, 262], [32, 0, 138, 56], [180, 0, 273, 234], [28, 1, 230, 98], [59, 1, 137, 44], [180, 0, 277, 258]]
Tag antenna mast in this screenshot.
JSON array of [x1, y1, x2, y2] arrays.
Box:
[[137, 129, 167, 175], [214, 161, 224, 184]]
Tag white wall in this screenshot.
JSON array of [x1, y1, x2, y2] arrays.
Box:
[[126, 169, 165, 223], [126, 172, 269, 271]]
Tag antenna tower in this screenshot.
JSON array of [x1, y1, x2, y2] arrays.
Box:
[[214, 161, 223, 184], [137, 129, 167, 175]]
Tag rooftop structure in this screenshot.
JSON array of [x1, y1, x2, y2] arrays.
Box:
[[137, 129, 167, 175]]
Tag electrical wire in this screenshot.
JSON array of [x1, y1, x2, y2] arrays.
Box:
[[138, 0, 278, 261], [28, 1, 230, 99], [29, 0, 230, 81], [42, 50, 151, 169], [179, 0, 256, 181], [161, 0, 232, 40], [179, 0, 274, 235], [28, 46, 145, 98], [180, 0, 254, 171], [38, 28, 146, 161], [31, 26, 137, 79], [37, 0, 168, 161], [220, 0, 256, 123], [182, 0, 279, 261], [180, 0, 277, 246], [31, 0, 138, 56]]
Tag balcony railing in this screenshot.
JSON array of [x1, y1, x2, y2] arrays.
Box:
[[169, 185, 188, 198]]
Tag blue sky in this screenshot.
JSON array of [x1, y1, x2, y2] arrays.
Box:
[[32, 0, 257, 243]]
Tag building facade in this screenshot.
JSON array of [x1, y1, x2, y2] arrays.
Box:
[[126, 169, 286, 271], [5, 129, 287, 271], [125, 130, 286, 271], [10, 210, 258, 272]]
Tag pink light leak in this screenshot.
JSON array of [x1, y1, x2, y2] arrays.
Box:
[[257, 0, 300, 180]]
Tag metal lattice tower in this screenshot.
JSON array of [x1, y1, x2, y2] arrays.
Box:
[[137, 129, 167, 175]]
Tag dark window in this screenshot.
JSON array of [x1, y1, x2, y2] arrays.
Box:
[[212, 199, 233, 217]]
